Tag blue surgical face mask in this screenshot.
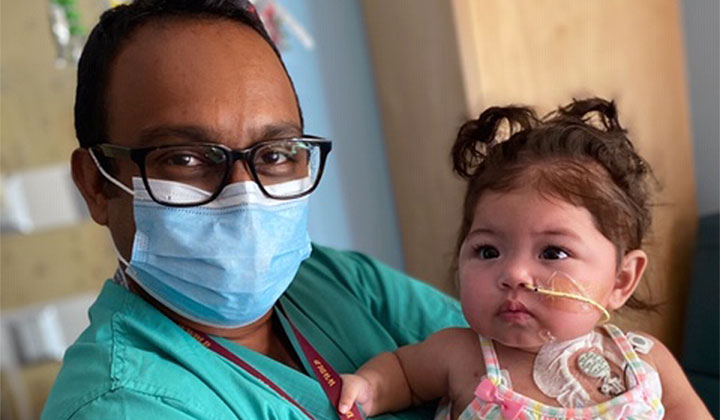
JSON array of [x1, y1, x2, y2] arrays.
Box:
[[95, 161, 312, 328]]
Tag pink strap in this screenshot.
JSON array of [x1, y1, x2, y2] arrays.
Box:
[[475, 378, 525, 420]]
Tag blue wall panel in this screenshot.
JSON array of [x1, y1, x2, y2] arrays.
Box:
[[277, 0, 405, 270]]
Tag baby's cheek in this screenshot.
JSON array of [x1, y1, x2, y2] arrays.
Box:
[[535, 272, 608, 314], [538, 309, 603, 342], [460, 293, 491, 334]]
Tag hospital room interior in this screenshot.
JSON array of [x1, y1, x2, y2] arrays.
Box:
[[1, 0, 717, 418]]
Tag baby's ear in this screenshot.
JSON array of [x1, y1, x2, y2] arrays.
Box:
[[608, 249, 648, 310]]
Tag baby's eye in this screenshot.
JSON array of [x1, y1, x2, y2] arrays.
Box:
[[473, 245, 500, 260], [540, 246, 569, 260]]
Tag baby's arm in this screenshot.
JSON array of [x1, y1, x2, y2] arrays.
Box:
[[339, 352, 412, 415], [339, 328, 460, 416], [644, 334, 713, 419]]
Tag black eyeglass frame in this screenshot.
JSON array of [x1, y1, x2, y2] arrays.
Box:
[[90, 135, 332, 207]]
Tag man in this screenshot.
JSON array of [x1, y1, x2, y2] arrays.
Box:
[[42, 1, 465, 419]]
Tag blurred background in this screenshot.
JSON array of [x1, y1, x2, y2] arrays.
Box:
[[1, 0, 717, 418]]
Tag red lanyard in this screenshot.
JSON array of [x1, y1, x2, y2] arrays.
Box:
[[179, 312, 366, 420], [283, 313, 366, 420]]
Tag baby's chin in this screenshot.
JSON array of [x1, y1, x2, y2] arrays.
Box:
[[475, 327, 552, 353], [493, 335, 550, 353], [484, 327, 599, 353]]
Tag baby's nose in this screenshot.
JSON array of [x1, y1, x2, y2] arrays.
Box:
[[498, 268, 534, 290]]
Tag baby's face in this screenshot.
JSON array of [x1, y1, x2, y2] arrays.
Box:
[[458, 186, 620, 351]]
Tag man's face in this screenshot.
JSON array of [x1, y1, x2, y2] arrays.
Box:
[[101, 17, 302, 260]]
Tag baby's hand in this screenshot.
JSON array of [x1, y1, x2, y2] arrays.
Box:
[[338, 374, 375, 415]]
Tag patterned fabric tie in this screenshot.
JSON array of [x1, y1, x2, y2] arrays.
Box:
[[475, 378, 525, 420]]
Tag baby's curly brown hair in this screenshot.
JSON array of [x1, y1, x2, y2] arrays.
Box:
[[451, 97, 657, 310]]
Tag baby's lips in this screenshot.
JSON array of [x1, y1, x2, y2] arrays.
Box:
[[497, 300, 532, 314]]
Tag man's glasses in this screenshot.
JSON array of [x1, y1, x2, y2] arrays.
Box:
[[90, 136, 332, 207]]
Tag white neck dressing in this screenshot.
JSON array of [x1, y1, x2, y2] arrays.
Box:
[[533, 329, 626, 407]]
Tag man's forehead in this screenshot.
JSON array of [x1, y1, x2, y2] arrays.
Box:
[[104, 17, 301, 147], [118, 16, 273, 61]]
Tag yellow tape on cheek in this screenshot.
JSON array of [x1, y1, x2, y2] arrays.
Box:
[[524, 272, 611, 324]]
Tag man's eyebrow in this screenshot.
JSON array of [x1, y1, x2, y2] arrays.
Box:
[[137, 126, 219, 144], [250, 122, 304, 140], [135, 122, 304, 145]]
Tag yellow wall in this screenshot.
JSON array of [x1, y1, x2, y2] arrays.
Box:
[[1, 0, 116, 308], [1, 1, 115, 417]]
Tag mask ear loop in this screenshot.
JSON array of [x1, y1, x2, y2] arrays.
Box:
[[522, 284, 612, 324], [88, 148, 135, 196], [112, 245, 131, 289], [89, 148, 137, 289]]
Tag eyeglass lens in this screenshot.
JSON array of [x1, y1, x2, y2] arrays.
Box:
[[144, 141, 321, 205]]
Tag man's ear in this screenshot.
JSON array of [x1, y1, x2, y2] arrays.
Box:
[[71, 148, 109, 226], [607, 249, 648, 310]]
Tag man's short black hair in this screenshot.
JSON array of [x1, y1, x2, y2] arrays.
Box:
[[75, 0, 303, 149]]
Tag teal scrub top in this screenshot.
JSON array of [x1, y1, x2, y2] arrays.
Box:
[[41, 244, 467, 420]]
